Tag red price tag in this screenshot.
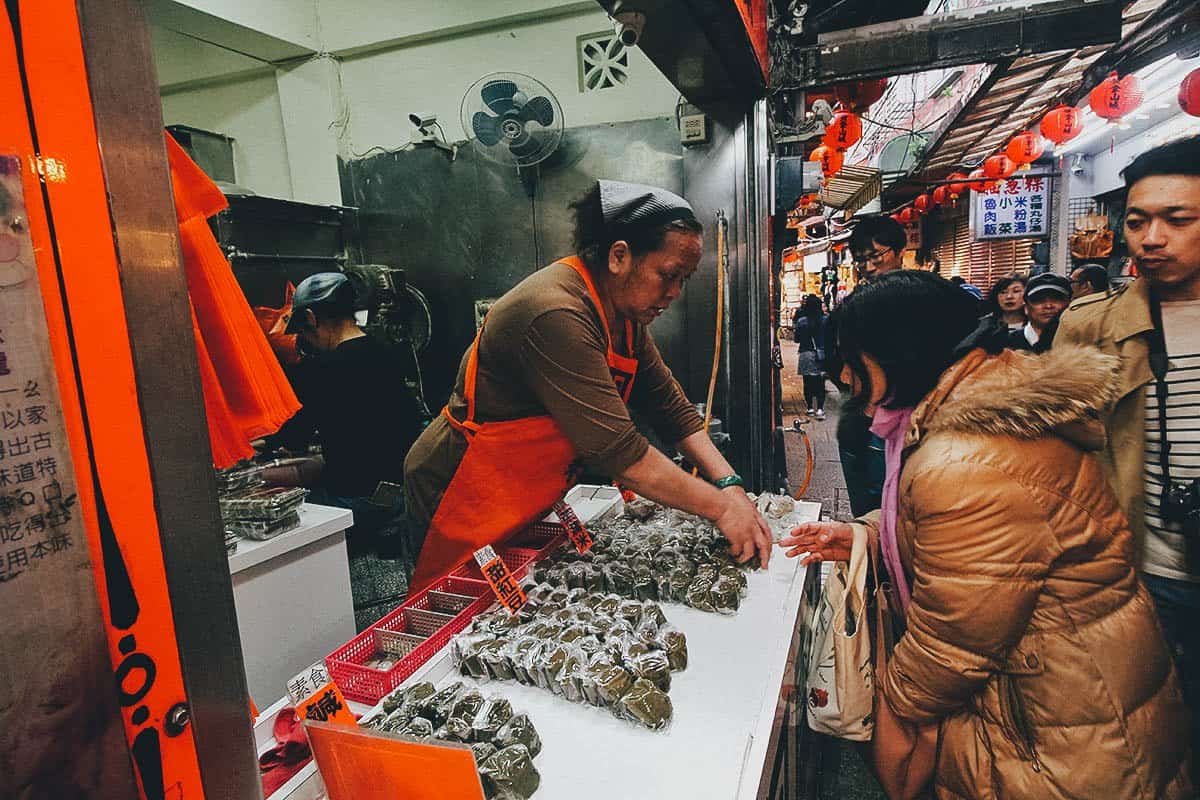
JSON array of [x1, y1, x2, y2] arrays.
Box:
[[473, 545, 526, 614], [553, 499, 594, 554], [297, 681, 356, 727], [613, 481, 637, 503]]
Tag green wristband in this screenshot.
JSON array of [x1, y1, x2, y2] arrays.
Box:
[[714, 474, 744, 490]]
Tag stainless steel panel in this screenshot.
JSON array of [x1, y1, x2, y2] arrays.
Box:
[[343, 118, 689, 408], [683, 102, 775, 490]]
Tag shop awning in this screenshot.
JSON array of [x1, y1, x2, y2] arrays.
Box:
[[917, 0, 1170, 180], [821, 164, 882, 216]]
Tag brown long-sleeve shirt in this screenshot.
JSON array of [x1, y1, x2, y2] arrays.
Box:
[[404, 260, 702, 529]]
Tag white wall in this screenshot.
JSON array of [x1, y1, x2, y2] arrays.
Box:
[[1078, 113, 1200, 198], [153, 3, 682, 203], [161, 73, 294, 199], [316, 0, 594, 54], [337, 9, 680, 155]]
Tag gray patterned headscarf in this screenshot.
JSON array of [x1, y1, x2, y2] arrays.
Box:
[[598, 180, 697, 230]]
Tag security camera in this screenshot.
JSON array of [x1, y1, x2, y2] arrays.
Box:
[[409, 111, 437, 130], [612, 5, 646, 47]]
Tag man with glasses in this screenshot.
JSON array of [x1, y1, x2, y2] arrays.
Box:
[[1056, 135, 1200, 767], [827, 215, 905, 515]]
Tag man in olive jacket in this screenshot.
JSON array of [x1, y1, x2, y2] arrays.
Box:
[[1055, 134, 1200, 772]]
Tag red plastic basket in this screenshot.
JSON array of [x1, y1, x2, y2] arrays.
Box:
[[449, 546, 540, 581], [508, 522, 565, 559], [325, 576, 491, 704]]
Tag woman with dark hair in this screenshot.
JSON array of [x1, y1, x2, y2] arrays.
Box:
[[986, 274, 1028, 330], [794, 294, 827, 418], [781, 271, 1190, 798], [405, 180, 772, 591]]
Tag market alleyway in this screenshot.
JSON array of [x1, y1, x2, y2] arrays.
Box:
[[778, 340, 886, 800]]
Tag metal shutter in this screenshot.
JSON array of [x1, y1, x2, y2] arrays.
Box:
[[928, 202, 1035, 288]]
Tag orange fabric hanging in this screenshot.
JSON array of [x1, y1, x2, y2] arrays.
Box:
[[165, 133, 300, 466], [253, 282, 301, 366]]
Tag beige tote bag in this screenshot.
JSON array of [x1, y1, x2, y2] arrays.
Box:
[[805, 525, 874, 741]]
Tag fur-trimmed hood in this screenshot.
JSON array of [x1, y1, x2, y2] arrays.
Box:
[[906, 345, 1120, 451]]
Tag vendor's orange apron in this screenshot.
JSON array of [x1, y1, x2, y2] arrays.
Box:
[[410, 257, 638, 592]]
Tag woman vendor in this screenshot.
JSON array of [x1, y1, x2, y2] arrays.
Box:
[[404, 179, 772, 592]]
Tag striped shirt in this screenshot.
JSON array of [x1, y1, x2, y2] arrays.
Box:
[[1143, 300, 1200, 582]]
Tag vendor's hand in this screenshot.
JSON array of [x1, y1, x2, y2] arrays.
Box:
[[714, 487, 773, 569], [779, 521, 853, 566]]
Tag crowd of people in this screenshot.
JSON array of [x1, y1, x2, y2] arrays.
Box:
[[783, 134, 1200, 798]]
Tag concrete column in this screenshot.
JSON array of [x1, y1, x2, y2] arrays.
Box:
[[274, 55, 347, 205]]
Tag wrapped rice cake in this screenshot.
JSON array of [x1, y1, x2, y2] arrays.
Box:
[[480, 744, 541, 800], [496, 713, 543, 757], [619, 678, 673, 731]]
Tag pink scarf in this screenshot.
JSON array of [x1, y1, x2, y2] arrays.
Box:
[[870, 405, 915, 614]]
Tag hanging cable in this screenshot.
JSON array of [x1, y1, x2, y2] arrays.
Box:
[[694, 210, 727, 477]]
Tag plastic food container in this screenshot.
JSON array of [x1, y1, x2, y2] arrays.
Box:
[[220, 487, 308, 522], [225, 511, 301, 541], [215, 463, 266, 494]]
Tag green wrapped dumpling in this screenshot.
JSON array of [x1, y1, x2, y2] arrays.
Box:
[[480, 744, 541, 800], [619, 678, 673, 731]]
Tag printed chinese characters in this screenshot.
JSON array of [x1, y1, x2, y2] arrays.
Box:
[[0, 376, 75, 582], [978, 176, 1048, 239]]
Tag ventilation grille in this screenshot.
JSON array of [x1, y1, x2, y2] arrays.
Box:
[[578, 32, 629, 92]]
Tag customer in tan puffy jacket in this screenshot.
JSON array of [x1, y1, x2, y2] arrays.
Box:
[[784, 271, 1190, 799]]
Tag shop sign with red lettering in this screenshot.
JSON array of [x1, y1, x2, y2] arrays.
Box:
[[552, 499, 593, 554], [473, 545, 526, 614]]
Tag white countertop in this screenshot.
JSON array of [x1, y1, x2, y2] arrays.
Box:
[[365, 499, 821, 800], [228, 503, 355, 575]]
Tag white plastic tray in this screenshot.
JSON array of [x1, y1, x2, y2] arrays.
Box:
[[367, 498, 821, 800]]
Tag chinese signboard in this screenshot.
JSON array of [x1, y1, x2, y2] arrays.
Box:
[[473, 544, 526, 614], [971, 173, 1052, 240], [0, 152, 139, 797], [289, 660, 356, 726], [287, 661, 333, 704], [552, 499, 593, 554]]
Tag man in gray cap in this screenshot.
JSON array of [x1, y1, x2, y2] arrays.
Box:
[[1007, 272, 1071, 352], [274, 272, 424, 625], [404, 179, 773, 591]]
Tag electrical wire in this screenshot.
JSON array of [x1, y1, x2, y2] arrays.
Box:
[[693, 211, 726, 478], [348, 142, 416, 159]]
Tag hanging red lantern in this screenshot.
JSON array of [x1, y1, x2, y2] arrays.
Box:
[[984, 154, 1016, 180], [1179, 67, 1200, 117], [967, 167, 995, 193], [946, 171, 971, 197], [932, 185, 952, 206], [890, 213, 905, 225], [1005, 131, 1045, 170], [809, 145, 844, 177], [1088, 71, 1143, 122], [832, 78, 889, 111], [1039, 104, 1084, 145], [823, 107, 863, 151], [913, 193, 933, 215], [896, 207, 916, 224]]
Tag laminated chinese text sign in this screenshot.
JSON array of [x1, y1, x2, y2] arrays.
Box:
[[306, 720, 486, 800], [0, 133, 139, 796]]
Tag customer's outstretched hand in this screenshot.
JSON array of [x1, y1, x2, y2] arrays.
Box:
[[779, 521, 854, 565]]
